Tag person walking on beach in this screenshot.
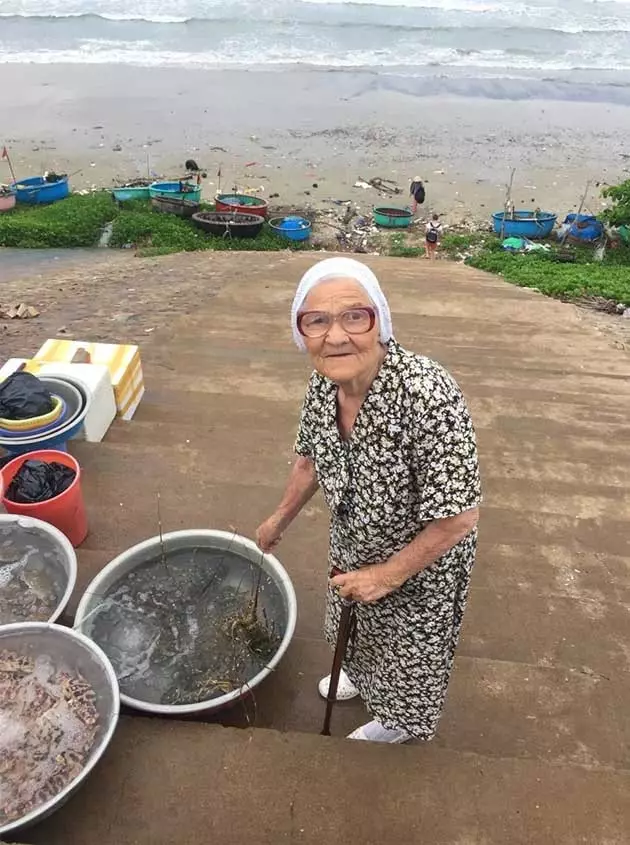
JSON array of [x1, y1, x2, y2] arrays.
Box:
[[256, 257, 481, 744], [410, 176, 425, 213], [425, 214, 442, 260]]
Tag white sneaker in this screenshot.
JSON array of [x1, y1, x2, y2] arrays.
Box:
[[318, 669, 360, 700], [347, 719, 412, 744]]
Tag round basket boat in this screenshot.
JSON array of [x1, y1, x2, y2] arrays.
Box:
[[373, 206, 413, 228], [492, 210, 557, 239], [0, 622, 119, 839], [0, 185, 16, 213], [0, 514, 77, 625], [215, 194, 268, 218], [74, 529, 297, 716], [151, 195, 200, 218], [192, 211, 264, 238], [112, 182, 151, 203]]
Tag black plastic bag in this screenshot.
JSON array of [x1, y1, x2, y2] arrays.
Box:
[[0, 373, 54, 421], [5, 460, 76, 504]]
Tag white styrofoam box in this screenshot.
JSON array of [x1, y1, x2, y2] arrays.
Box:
[[0, 358, 117, 443]]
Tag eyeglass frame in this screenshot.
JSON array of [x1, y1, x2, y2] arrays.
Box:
[[296, 305, 377, 339]]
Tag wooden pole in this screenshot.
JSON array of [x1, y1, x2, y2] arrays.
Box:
[[500, 168, 516, 241], [560, 179, 591, 247], [1, 146, 18, 184]]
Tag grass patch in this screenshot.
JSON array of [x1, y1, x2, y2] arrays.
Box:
[[0, 192, 312, 255], [387, 232, 425, 258], [440, 232, 493, 260], [468, 242, 630, 305], [0, 192, 116, 248]]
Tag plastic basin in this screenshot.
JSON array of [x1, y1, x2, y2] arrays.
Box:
[[1, 449, 88, 547], [269, 216, 312, 242], [0, 376, 89, 454], [0, 396, 66, 435]]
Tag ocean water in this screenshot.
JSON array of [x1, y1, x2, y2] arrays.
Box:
[[1, 0, 630, 79]]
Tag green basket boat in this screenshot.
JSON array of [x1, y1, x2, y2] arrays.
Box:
[[373, 206, 413, 228], [149, 180, 202, 203]]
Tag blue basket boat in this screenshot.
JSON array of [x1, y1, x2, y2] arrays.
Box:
[[149, 180, 202, 202], [269, 216, 312, 242], [561, 213, 605, 243], [13, 175, 70, 205], [492, 210, 557, 240], [112, 184, 151, 202]]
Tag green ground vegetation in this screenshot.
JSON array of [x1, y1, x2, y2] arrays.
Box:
[[0, 192, 310, 255], [602, 179, 630, 227], [467, 239, 630, 305]]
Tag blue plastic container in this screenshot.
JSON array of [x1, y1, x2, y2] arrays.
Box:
[[492, 210, 557, 240], [2, 436, 69, 458], [149, 181, 202, 202], [270, 216, 312, 243], [0, 418, 83, 456], [13, 176, 70, 205]]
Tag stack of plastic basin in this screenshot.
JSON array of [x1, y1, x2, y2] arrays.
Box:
[[0, 375, 91, 458]]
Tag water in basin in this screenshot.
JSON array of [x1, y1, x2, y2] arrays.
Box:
[[84, 547, 287, 706], [0, 524, 66, 625]]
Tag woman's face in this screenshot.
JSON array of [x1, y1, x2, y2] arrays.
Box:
[[299, 278, 382, 384]]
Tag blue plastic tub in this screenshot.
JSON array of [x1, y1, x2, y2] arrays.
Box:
[[2, 440, 69, 457], [0, 417, 83, 456], [492, 211, 557, 240], [13, 176, 70, 205], [269, 216, 312, 243]]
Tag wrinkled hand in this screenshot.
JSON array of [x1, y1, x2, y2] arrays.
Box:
[[330, 564, 400, 604], [255, 513, 285, 553]]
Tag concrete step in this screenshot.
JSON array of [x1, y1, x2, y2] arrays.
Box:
[[16, 716, 630, 845]]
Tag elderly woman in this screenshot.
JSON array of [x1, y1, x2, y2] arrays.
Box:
[[256, 257, 481, 744]]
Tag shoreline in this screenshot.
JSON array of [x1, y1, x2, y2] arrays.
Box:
[[1, 64, 628, 223]]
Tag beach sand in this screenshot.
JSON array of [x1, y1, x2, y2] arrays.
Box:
[[1, 64, 629, 224]]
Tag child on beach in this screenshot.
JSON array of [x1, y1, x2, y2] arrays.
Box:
[[425, 214, 442, 260]]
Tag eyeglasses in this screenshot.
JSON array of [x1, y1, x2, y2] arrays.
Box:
[[297, 306, 376, 339]]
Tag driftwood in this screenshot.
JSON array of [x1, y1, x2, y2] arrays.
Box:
[[359, 177, 402, 196]]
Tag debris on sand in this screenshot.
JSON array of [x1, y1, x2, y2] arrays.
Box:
[[0, 303, 40, 319]]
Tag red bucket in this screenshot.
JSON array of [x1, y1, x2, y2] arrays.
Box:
[[0, 449, 88, 547]]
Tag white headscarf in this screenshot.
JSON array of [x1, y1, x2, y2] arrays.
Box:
[[290, 257, 394, 351]]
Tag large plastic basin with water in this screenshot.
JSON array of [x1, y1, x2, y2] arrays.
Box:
[[74, 529, 297, 716]]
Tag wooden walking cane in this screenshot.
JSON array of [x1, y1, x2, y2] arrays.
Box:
[[321, 565, 356, 736]]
